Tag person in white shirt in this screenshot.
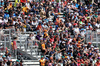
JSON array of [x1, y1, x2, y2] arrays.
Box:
[[4, 17, 8, 23], [74, 26, 80, 34], [42, 22, 48, 29], [81, 29, 85, 37], [7, 53, 12, 66], [25, 0, 31, 9], [31, 33, 35, 40], [52, 48, 65, 63]]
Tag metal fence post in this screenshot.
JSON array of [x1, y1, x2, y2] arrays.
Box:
[[96, 33, 98, 47], [9, 29, 11, 52], [4, 36, 6, 52], [86, 31, 88, 43], [0, 34, 1, 41], [91, 32, 93, 43], [25, 38, 27, 51], [20, 32, 21, 49]]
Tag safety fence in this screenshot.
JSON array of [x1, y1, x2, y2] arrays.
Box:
[[1, 29, 100, 59], [0, 29, 40, 60], [86, 30, 100, 47], [0, 29, 15, 56]]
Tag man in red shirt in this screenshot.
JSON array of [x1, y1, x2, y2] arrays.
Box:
[[21, 0, 26, 6], [13, 37, 17, 57]]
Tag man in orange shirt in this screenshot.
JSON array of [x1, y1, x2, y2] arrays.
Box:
[[37, 23, 42, 30], [39, 56, 45, 66], [56, 17, 60, 24], [41, 42, 47, 55]]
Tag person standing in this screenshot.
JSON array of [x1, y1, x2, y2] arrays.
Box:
[[13, 37, 18, 58]]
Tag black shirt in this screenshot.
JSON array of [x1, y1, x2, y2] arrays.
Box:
[[94, 0, 98, 4]]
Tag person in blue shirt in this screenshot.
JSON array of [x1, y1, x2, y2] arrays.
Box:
[[4, 10, 9, 19], [0, 0, 4, 6], [75, 3, 79, 8]]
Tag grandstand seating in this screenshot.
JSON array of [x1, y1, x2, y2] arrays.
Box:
[[0, 12, 100, 65]]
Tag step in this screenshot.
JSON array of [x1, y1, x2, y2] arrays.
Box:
[[17, 46, 25, 49], [27, 49, 30, 52], [0, 53, 5, 55], [32, 53, 37, 55], [23, 62, 39, 65], [23, 60, 39, 62], [12, 59, 39, 62], [58, 15, 63, 18], [33, 55, 41, 59], [27, 52, 31, 55], [24, 65, 39, 66], [18, 37, 26, 40], [17, 40, 26, 42], [22, 49, 25, 51], [91, 42, 100, 44]]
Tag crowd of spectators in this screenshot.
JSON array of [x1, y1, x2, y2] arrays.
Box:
[[0, 52, 23, 66], [0, 0, 100, 66]]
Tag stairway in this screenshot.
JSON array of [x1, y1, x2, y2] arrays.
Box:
[[0, 29, 40, 65], [16, 32, 41, 60], [12, 59, 40, 66]]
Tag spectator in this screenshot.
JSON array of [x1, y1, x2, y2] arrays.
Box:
[[13, 37, 18, 57], [15, 60, 20, 66], [39, 56, 45, 66], [0, 0, 100, 66], [7, 53, 12, 66]]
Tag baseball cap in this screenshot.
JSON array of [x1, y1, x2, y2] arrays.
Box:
[[41, 56, 43, 58], [16, 60, 20, 62], [2, 55, 6, 58], [65, 56, 68, 58], [62, 56, 65, 58]]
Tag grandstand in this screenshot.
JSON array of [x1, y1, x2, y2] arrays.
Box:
[[0, 0, 100, 66], [0, 12, 100, 65]]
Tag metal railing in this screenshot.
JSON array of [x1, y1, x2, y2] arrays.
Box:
[[86, 30, 100, 47], [0, 29, 40, 59], [0, 28, 16, 56]]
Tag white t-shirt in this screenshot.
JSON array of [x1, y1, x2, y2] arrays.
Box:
[[32, 22, 38, 27], [55, 52, 62, 60], [42, 25, 48, 28], [25, 3, 31, 9], [81, 31, 85, 37], [13, 21, 18, 25], [74, 28, 80, 34], [31, 36, 35, 40], [95, 23, 100, 28], [4, 19, 8, 23], [7, 56, 11, 61], [0, 19, 4, 23]]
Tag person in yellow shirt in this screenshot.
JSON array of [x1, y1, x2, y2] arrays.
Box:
[[39, 56, 45, 66], [41, 43, 47, 55], [22, 6, 28, 13], [8, 3, 12, 9]]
